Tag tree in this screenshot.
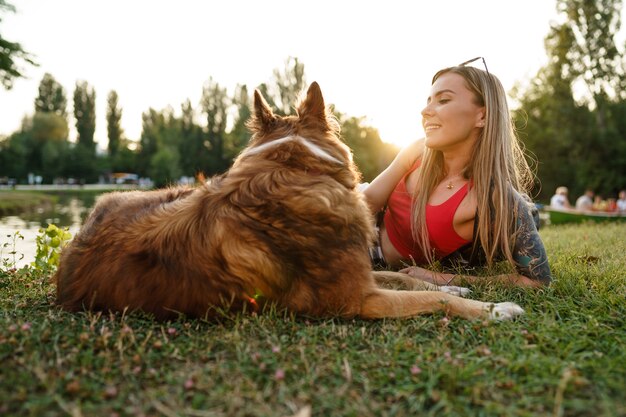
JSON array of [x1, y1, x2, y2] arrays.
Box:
[[110, 144, 138, 174], [226, 84, 251, 160], [513, 0, 626, 200], [556, 0, 625, 116], [149, 147, 181, 188], [555, 0, 626, 195], [30, 112, 68, 143], [138, 108, 165, 177], [34, 73, 67, 118], [138, 106, 183, 186], [69, 80, 98, 182], [0, 0, 37, 89], [73, 80, 96, 150], [0, 130, 28, 180], [106, 90, 138, 174], [28, 112, 70, 182], [256, 56, 307, 116], [338, 114, 398, 182], [200, 77, 230, 174], [512, 22, 587, 199], [178, 99, 210, 176], [106, 90, 124, 157], [272, 56, 306, 116]]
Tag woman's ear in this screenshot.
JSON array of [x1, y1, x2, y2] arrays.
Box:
[[476, 108, 486, 127]]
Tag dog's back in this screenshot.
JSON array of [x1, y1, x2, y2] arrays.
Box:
[[55, 168, 374, 320], [55, 186, 204, 317]]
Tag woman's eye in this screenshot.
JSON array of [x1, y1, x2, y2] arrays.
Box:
[[439, 99, 450, 104]]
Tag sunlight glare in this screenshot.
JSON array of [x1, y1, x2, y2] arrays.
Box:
[[369, 114, 424, 150]]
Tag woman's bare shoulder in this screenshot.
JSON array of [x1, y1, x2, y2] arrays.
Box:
[[396, 138, 425, 170]]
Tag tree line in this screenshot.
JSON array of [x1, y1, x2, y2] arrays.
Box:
[[0, 57, 398, 187]]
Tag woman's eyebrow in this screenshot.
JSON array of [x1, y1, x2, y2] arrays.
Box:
[[426, 89, 456, 104]]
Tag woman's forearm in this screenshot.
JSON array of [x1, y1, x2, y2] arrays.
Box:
[[442, 272, 546, 288]]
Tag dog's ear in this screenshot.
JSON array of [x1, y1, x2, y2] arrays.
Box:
[[297, 82, 328, 127], [248, 89, 276, 133]]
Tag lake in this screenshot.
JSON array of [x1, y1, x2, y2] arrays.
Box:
[[0, 191, 102, 268]]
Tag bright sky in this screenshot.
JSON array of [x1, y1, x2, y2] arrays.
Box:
[[0, 0, 561, 149]]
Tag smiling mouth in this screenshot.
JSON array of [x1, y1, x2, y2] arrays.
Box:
[[424, 124, 441, 131]]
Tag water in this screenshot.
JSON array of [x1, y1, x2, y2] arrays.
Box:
[[0, 193, 97, 268]]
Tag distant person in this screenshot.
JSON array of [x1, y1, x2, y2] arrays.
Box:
[[617, 190, 626, 213], [550, 186, 571, 209], [606, 198, 617, 212], [575, 189, 594, 211], [592, 195, 608, 211]]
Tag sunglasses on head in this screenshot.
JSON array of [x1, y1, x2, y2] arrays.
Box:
[[458, 56, 490, 77]]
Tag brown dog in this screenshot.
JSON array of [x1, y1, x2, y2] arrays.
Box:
[[54, 82, 523, 321]]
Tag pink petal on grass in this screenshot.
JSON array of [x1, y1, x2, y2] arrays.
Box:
[[104, 385, 118, 399], [410, 365, 422, 375]]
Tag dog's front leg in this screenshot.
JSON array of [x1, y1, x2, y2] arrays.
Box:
[[372, 270, 438, 290], [359, 288, 523, 321]]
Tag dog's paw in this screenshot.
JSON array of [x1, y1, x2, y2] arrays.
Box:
[[487, 302, 525, 321], [439, 285, 471, 297]]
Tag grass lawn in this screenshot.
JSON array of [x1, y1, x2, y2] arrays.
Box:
[[0, 222, 624, 416], [0, 190, 56, 216]]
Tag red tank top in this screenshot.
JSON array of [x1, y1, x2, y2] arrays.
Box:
[[383, 161, 472, 263]]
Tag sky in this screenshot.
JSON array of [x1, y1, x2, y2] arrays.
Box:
[[0, 0, 563, 149]]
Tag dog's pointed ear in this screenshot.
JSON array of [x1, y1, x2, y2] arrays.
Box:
[[249, 89, 276, 132], [297, 82, 328, 126]]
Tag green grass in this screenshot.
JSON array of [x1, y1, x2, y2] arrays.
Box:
[[1, 223, 625, 417], [0, 191, 56, 216]]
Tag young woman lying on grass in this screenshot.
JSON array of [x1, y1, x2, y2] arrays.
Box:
[[363, 58, 551, 288]]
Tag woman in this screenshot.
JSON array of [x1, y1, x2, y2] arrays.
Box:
[[364, 59, 551, 287]]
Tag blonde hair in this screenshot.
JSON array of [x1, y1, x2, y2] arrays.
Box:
[[411, 66, 534, 266]]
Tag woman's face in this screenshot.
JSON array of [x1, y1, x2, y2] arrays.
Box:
[[421, 72, 485, 151]]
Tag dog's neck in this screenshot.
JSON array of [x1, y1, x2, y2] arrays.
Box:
[[240, 135, 344, 165]]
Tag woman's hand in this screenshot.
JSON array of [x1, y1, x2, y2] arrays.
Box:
[[398, 266, 454, 285]]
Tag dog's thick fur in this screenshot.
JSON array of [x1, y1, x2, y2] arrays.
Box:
[[54, 82, 523, 321]]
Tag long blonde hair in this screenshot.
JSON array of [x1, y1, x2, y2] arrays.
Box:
[[411, 66, 533, 266]]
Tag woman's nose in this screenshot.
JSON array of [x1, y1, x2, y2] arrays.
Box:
[[421, 103, 433, 117]]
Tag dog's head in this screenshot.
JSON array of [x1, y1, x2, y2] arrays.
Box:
[[235, 82, 361, 189]]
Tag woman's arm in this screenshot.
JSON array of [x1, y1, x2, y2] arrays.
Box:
[[398, 192, 552, 288], [398, 266, 545, 288], [508, 192, 552, 285], [362, 139, 425, 213]]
